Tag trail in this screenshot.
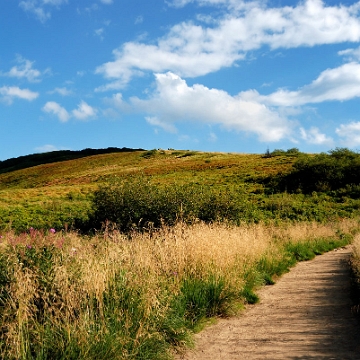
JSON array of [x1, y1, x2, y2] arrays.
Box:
[[176, 246, 360, 359]]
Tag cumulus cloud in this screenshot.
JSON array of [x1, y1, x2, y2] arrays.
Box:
[[0, 86, 39, 104], [42, 100, 97, 121], [1, 56, 49, 82], [42, 101, 70, 122], [19, 0, 68, 22], [253, 62, 360, 106], [128, 72, 293, 142], [300, 127, 333, 145], [336, 121, 360, 146], [97, 0, 360, 88], [104, 58, 360, 144], [72, 100, 97, 120]]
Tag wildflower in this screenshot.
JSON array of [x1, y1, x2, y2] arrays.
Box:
[[49, 228, 56, 234], [26, 245, 32, 249]]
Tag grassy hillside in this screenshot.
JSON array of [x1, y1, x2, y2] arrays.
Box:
[[1, 148, 360, 232], [0, 149, 297, 231]]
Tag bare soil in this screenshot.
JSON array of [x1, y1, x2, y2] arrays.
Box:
[[176, 246, 360, 359]]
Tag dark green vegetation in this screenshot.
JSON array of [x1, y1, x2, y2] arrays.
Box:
[[265, 148, 360, 195]]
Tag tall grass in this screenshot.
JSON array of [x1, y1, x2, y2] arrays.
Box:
[[0, 220, 357, 359], [351, 233, 360, 313]]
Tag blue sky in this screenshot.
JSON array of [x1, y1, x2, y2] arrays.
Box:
[[2, 0, 360, 160]]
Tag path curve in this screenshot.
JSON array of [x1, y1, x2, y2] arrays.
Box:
[[176, 246, 360, 359]]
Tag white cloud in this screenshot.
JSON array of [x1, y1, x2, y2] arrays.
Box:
[[1, 56, 49, 82], [336, 121, 360, 146], [129, 72, 292, 142], [338, 46, 360, 62], [95, 28, 105, 40], [300, 127, 333, 145], [167, 0, 260, 11], [100, 0, 113, 4], [146, 116, 178, 133], [19, 0, 68, 22], [0, 86, 39, 104], [255, 62, 360, 106], [35, 144, 60, 153], [97, 0, 360, 88], [167, 0, 193, 7], [72, 100, 97, 120], [48, 87, 72, 96], [42, 101, 70, 122], [85, 4, 99, 12]]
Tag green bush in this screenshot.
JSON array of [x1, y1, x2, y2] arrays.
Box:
[[89, 178, 248, 232], [87, 176, 360, 233], [266, 148, 360, 195]]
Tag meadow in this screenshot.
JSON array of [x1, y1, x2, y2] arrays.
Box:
[[0, 148, 360, 359]]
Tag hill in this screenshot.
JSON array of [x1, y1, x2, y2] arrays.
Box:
[[0, 148, 297, 232], [1, 147, 360, 233]]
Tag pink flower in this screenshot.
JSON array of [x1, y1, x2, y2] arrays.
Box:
[[49, 228, 56, 234]]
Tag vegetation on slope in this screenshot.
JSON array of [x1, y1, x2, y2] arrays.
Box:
[[3, 147, 360, 233]]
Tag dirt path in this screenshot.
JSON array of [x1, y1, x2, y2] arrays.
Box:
[[176, 246, 360, 359]]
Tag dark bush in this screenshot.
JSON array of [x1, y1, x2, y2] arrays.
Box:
[[265, 148, 360, 195], [89, 178, 247, 233]]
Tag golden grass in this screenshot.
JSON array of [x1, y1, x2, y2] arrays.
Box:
[[0, 219, 357, 359], [352, 233, 360, 259]]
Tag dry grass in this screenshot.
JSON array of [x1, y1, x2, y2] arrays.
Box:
[[0, 219, 357, 359]]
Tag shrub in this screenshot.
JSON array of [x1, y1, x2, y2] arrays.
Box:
[[89, 178, 248, 233], [265, 148, 360, 195]]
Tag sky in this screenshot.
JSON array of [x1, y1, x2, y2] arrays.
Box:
[[2, 0, 360, 160]]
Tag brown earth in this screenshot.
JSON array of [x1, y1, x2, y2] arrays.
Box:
[[176, 246, 360, 360]]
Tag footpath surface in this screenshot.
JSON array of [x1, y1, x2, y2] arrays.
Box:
[[176, 246, 360, 360]]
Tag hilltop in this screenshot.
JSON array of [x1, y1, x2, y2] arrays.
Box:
[[0, 147, 144, 175]]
